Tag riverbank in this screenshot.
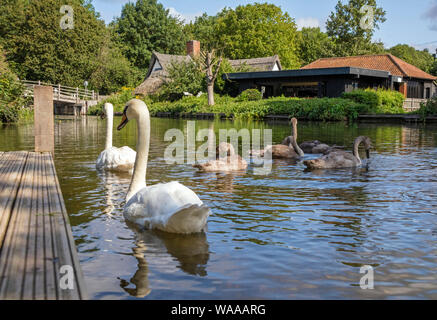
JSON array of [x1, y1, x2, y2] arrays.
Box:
[[88, 88, 415, 122], [109, 111, 437, 123]]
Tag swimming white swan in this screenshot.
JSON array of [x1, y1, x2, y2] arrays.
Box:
[[117, 99, 210, 234], [193, 142, 248, 172], [303, 136, 372, 169], [96, 103, 136, 172]]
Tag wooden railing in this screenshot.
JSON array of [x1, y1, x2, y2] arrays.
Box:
[[21, 80, 98, 103]]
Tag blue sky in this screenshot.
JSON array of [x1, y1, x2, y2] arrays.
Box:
[[92, 0, 437, 52]]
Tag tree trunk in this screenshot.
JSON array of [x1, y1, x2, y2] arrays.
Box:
[[207, 83, 214, 106], [206, 52, 215, 106]]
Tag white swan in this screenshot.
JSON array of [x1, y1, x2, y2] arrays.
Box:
[[117, 99, 211, 234], [96, 103, 136, 172]]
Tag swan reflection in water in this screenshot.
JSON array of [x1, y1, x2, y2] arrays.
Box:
[[120, 222, 210, 298], [98, 170, 132, 217]]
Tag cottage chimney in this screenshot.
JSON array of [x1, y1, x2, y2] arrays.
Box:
[[186, 40, 200, 57]]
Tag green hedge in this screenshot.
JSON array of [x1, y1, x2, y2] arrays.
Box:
[[88, 88, 405, 121], [146, 95, 365, 121], [342, 88, 405, 114]]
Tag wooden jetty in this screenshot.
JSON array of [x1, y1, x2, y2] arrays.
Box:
[[0, 86, 86, 300], [0, 151, 86, 300]]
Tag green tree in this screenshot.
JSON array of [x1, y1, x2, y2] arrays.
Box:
[[0, 0, 137, 93], [0, 45, 30, 122], [90, 31, 142, 95], [159, 61, 206, 101], [297, 27, 336, 66], [430, 60, 437, 76], [215, 58, 255, 96], [326, 0, 386, 56], [214, 3, 301, 69], [183, 13, 219, 51], [113, 0, 186, 73], [0, 0, 108, 87], [389, 44, 435, 74]]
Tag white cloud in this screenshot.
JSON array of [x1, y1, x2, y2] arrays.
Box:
[[296, 17, 320, 30], [168, 7, 202, 24]]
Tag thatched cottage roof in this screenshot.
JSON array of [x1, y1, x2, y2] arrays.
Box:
[[135, 52, 192, 95], [135, 51, 282, 95], [229, 55, 282, 72], [145, 52, 192, 78]]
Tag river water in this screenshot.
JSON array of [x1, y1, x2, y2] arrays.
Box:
[[1, 117, 436, 299]]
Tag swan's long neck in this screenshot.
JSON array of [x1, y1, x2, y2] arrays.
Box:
[[291, 121, 304, 157], [353, 138, 363, 164], [126, 111, 150, 201], [105, 106, 113, 149]]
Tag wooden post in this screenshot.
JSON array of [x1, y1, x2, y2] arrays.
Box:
[[58, 84, 61, 100], [34, 86, 54, 153]]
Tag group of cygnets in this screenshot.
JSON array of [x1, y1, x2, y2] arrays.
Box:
[[194, 117, 373, 172], [95, 99, 373, 235]]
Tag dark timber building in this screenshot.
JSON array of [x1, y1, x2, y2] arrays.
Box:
[[225, 54, 437, 100]]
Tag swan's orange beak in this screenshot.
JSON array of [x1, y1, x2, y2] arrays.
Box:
[[117, 114, 129, 130]]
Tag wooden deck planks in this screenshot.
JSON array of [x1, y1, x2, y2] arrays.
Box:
[[0, 152, 36, 299], [0, 152, 86, 300], [0, 152, 28, 249]]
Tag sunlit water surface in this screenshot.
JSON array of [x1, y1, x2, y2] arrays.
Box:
[[1, 117, 436, 299]]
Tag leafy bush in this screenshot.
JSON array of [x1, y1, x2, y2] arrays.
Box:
[[342, 89, 378, 112], [237, 89, 262, 102], [342, 88, 405, 114], [375, 88, 405, 113], [416, 97, 437, 118]]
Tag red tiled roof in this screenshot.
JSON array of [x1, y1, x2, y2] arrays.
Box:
[[301, 54, 437, 81]]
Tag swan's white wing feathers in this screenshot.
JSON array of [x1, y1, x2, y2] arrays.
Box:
[[124, 181, 210, 234], [96, 146, 136, 172], [158, 203, 210, 234]]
